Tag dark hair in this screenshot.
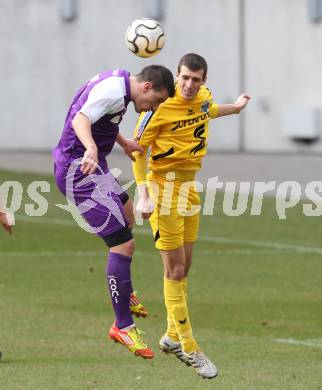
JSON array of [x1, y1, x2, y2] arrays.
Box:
[[177, 53, 208, 80], [136, 65, 175, 97]]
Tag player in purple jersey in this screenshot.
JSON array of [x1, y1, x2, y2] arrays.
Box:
[[53, 65, 175, 359]]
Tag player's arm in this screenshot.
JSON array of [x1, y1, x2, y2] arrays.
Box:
[[73, 79, 125, 174], [213, 93, 250, 118], [116, 133, 144, 162], [72, 112, 98, 174], [132, 111, 160, 219], [132, 147, 154, 219]]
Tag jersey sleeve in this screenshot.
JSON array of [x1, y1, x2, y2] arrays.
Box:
[[79, 78, 124, 124], [134, 110, 161, 147], [209, 103, 219, 118], [203, 87, 218, 119], [132, 147, 148, 185]]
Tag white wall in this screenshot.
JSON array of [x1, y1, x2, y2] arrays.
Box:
[[164, 0, 241, 151], [0, 0, 322, 153], [0, 0, 149, 150], [245, 0, 322, 152]]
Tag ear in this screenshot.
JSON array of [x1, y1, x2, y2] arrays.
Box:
[[202, 75, 207, 85], [142, 81, 153, 92]]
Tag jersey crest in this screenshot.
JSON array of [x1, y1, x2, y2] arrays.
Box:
[[201, 101, 210, 113]]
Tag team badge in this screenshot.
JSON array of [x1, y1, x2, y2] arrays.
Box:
[[201, 101, 210, 113]]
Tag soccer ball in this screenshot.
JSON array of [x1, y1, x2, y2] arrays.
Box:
[[125, 18, 165, 58]]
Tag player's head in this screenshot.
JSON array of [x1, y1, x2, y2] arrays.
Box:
[[132, 65, 175, 113], [176, 53, 207, 100]]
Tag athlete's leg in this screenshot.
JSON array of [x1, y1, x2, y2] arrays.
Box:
[[181, 201, 198, 311], [161, 248, 199, 353], [159, 242, 195, 346], [120, 198, 148, 317], [55, 164, 152, 358], [160, 244, 218, 376], [104, 228, 135, 329], [183, 241, 194, 277], [104, 229, 153, 358], [161, 247, 186, 281], [159, 222, 199, 353], [92, 185, 149, 356], [155, 178, 217, 374], [181, 241, 194, 303], [146, 174, 198, 352]]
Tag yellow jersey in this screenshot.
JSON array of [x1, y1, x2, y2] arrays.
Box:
[[134, 85, 218, 177]]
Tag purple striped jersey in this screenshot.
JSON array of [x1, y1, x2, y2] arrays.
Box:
[[53, 69, 131, 166]]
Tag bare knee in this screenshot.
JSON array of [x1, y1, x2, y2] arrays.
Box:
[[124, 239, 135, 256], [165, 263, 185, 281], [162, 248, 186, 281], [111, 238, 135, 257]]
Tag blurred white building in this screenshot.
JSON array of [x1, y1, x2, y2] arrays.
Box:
[[0, 0, 322, 153]]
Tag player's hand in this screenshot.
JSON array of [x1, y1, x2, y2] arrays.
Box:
[[0, 212, 12, 234], [123, 138, 144, 162], [234, 93, 251, 112], [136, 196, 155, 219], [81, 145, 98, 174]]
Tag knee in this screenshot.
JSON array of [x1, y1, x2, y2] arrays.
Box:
[[123, 239, 135, 256], [166, 263, 185, 281], [111, 238, 135, 257]]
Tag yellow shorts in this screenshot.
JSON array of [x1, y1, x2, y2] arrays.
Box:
[[147, 171, 201, 250]]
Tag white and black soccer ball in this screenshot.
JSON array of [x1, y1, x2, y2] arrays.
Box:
[[125, 18, 165, 58]]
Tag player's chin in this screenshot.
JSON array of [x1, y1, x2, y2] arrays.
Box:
[[183, 92, 194, 100], [135, 104, 151, 113], [134, 104, 141, 113]]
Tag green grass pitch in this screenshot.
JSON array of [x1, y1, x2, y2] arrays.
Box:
[[0, 169, 322, 389]]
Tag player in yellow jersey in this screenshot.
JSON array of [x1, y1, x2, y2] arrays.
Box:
[[132, 53, 250, 379]]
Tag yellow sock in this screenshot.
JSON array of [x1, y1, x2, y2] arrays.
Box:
[[166, 313, 180, 342], [164, 278, 180, 342], [182, 277, 188, 302], [164, 278, 199, 353]]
